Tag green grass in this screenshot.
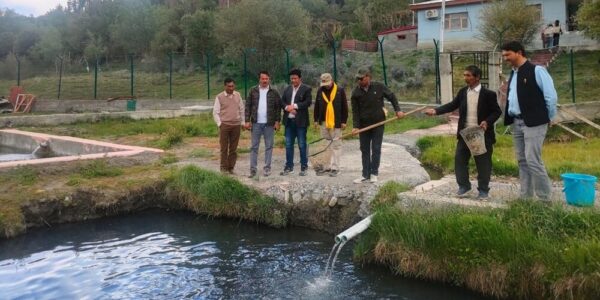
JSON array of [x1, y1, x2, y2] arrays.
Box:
[[78, 160, 123, 178], [169, 165, 287, 227], [21, 114, 218, 149], [371, 181, 411, 209], [11, 167, 39, 186], [159, 153, 179, 164], [354, 201, 600, 299], [417, 128, 600, 180], [188, 148, 213, 158], [0, 70, 225, 100], [548, 50, 600, 103]]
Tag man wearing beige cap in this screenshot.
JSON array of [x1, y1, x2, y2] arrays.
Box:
[[313, 73, 349, 176], [351, 68, 404, 183]]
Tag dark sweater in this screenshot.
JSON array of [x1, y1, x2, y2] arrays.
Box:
[[350, 81, 401, 128], [504, 61, 549, 127]]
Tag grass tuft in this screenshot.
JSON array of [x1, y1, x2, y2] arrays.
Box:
[[354, 201, 600, 298], [79, 160, 124, 178], [169, 165, 287, 227]]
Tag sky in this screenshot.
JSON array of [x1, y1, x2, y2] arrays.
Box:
[[0, 0, 68, 17]]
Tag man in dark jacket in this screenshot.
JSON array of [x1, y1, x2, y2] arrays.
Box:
[[351, 69, 405, 184], [425, 65, 502, 199], [313, 73, 348, 177], [280, 69, 312, 176], [244, 71, 281, 178]]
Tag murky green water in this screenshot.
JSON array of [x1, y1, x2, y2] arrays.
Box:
[[0, 210, 491, 299]]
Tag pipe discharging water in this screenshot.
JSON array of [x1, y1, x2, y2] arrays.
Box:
[[324, 214, 375, 277], [335, 214, 374, 243]]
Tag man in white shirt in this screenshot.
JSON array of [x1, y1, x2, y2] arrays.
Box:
[[280, 69, 312, 176], [244, 71, 281, 178]]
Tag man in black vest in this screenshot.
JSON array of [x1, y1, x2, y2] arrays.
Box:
[[424, 65, 502, 199], [280, 69, 312, 176], [501, 41, 558, 200]]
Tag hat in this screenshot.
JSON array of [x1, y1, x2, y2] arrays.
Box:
[[320, 73, 333, 87], [355, 68, 370, 80]]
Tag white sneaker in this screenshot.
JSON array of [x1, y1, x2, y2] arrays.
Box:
[[370, 175, 378, 183], [353, 177, 368, 184]]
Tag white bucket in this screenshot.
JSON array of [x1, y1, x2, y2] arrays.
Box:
[[459, 126, 487, 156]]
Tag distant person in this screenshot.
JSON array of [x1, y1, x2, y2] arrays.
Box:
[[501, 41, 557, 201], [213, 78, 244, 174], [543, 24, 554, 49], [313, 73, 348, 177], [424, 65, 502, 200], [351, 68, 405, 184], [244, 71, 281, 178], [553, 20, 563, 47], [280, 69, 312, 176]]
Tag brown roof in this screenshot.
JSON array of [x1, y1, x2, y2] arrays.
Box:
[[378, 26, 418, 35], [410, 0, 490, 11]]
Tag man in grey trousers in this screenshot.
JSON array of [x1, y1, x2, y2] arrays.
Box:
[[244, 71, 281, 178], [501, 41, 557, 200]]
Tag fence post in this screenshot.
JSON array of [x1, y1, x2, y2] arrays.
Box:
[[377, 37, 388, 86], [129, 53, 134, 97], [94, 57, 98, 99], [57, 56, 64, 99], [284, 48, 291, 84], [169, 52, 173, 99], [331, 40, 337, 82], [16, 54, 21, 86], [243, 48, 256, 98], [433, 39, 441, 104], [570, 49, 575, 103], [206, 52, 211, 100]]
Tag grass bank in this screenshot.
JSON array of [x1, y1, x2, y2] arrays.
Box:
[[354, 200, 600, 299], [417, 122, 600, 179], [167, 165, 287, 227]]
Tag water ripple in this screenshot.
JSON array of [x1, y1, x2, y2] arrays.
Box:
[[0, 210, 490, 300]]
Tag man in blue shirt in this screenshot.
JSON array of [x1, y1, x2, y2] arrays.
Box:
[[501, 41, 557, 200]]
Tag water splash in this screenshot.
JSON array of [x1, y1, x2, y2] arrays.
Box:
[[323, 240, 346, 278]]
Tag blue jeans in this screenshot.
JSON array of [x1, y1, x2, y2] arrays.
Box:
[[284, 120, 308, 169]]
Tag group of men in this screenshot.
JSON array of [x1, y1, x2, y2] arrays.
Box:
[[213, 40, 557, 202], [213, 68, 404, 184]]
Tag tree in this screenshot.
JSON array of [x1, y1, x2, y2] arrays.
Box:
[[181, 9, 217, 57], [215, 0, 311, 67], [109, 1, 157, 55], [576, 0, 600, 40], [479, 0, 541, 47]]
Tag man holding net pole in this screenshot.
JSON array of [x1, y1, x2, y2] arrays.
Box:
[[424, 65, 502, 200]]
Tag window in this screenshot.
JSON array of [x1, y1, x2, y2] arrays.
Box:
[[444, 12, 469, 30], [396, 35, 406, 40], [529, 4, 542, 22]]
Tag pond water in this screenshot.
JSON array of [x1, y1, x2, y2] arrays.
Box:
[[0, 210, 491, 299]]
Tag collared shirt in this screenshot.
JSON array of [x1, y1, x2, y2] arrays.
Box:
[[466, 84, 481, 127], [257, 86, 269, 124], [289, 85, 299, 119], [507, 63, 557, 120]]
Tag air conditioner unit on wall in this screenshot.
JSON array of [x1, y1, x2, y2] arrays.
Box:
[[425, 9, 439, 19]]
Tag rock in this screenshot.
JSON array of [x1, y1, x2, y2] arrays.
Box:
[[328, 196, 338, 207]]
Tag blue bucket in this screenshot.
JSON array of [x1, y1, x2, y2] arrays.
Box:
[[561, 173, 597, 207]]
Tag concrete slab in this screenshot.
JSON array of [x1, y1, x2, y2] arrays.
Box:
[[0, 129, 162, 169]]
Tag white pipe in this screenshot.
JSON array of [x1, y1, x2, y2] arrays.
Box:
[[335, 214, 374, 243]]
